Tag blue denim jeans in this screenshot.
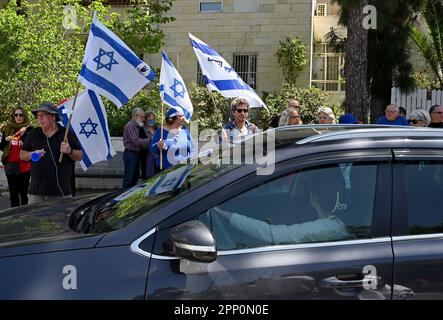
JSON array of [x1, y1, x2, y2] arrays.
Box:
[[123, 150, 141, 189]]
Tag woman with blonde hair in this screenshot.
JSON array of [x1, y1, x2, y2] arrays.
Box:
[[278, 107, 303, 127]]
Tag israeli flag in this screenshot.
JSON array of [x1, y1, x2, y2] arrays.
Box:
[[189, 33, 266, 109], [145, 164, 195, 196], [57, 90, 116, 171], [78, 15, 157, 108], [160, 51, 193, 122]]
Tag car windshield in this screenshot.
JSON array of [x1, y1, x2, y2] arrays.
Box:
[[74, 161, 239, 233]]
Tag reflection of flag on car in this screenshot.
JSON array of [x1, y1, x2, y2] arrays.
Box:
[[57, 90, 116, 171], [78, 14, 156, 108], [160, 51, 193, 122], [145, 164, 195, 196], [189, 33, 266, 109]]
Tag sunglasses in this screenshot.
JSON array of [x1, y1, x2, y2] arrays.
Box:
[[14, 113, 24, 117], [408, 119, 420, 124], [236, 109, 249, 113], [432, 111, 443, 115], [290, 116, 300, 119]]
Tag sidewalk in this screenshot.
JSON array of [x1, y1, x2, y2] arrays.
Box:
[[0, 188, 116, 211]]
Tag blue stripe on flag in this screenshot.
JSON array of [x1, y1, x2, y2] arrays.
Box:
[[80, 65, 129, 106], [148, 174, 167, 196], [163, 92, 192, 120], [82, 144, 93, 169], [189, 38, 221, 57], [87, 90, 113, 159], [91, 23, 157, 82], [91, 23, 140, 69], [174, 165, 194, 189], [162, 51, 175, 68], [147, 69, 157, 81], [205, 78, 253, 92]]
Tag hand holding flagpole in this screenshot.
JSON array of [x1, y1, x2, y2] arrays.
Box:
[[59, 83, 81, 163]]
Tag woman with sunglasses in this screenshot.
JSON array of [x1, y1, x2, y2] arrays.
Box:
[[0, 107, 33, 207], [428, 105, 443, 128], [408, 109, 431, 127]]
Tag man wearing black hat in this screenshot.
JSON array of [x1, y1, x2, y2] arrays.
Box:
[[20, 102, 82, 204]]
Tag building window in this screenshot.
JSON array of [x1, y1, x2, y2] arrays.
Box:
[[311, 43, 344, 91], [104, 0, 134, 5], [234, 0, 258, 13], [233, 53, 257, 89], [197, 64, 205, 86], [199, 1, 223, 12], [316, 4, 327, 16]]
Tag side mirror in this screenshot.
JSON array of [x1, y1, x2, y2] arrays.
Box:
[[168, 220, 217, 263]]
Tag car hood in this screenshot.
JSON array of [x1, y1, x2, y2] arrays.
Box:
[[0, 194, 106, 257]]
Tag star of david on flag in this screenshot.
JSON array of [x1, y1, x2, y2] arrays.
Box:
[[189, 33, 267, 109], [93, 48, 118, 71], [57, 90, 116, 171], [78, 13, 157, 108], [160, 51, 193, 122], [79, 118, 99, 138]]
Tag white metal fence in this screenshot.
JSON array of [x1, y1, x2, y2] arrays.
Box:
[[391, 87, 443, 114]]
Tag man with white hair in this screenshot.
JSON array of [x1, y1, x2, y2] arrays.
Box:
[[122, 108, 151, 188], [376, 104, 409, 126]]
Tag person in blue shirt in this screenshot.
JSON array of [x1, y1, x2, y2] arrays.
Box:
[[376, 104, 409, 126], [150, 107, 196, 171]]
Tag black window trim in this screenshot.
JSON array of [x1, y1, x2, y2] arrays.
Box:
[[392, 149, 443, 237]]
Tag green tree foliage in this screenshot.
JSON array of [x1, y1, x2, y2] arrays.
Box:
[[256, 83, 336, 129], [335, 0, 423, 121], [409, 0, 443, 88], [0, 0, 174, 126], [188, 84, 230, 130], [275, 36, 308, 85]]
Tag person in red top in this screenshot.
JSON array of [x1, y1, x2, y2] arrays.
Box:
[[0, 107, 33, 207]]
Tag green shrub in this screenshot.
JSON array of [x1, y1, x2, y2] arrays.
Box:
[[256, 83, 329, 129]]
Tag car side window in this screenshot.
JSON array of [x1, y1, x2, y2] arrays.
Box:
[[207, 162, 378, 251], [404, 161, 443, 235]]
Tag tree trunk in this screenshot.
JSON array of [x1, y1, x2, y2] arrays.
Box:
[[344, 0, 369, 123]]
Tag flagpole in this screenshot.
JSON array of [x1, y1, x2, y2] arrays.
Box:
[[59, 82, 81, 163], [160, 102, 164, 170]]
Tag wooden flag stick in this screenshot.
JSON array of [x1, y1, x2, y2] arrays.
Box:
[[59, 82, 81, 163], [160, 103, 164, 170]]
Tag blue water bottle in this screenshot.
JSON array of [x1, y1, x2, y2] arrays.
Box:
[[31, 151, 43, 162]]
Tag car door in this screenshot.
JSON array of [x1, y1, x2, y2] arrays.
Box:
[[391, 150, 443, 299], [140, 152, 394, 299]]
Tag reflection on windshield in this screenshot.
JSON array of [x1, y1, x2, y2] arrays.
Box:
[[92, 162, 239, 233]]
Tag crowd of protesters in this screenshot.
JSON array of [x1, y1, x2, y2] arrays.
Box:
[[2, 97, 443, 206]]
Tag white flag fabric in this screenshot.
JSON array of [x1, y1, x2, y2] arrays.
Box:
[[160, 51, 193, 122], [189, 33, 266, 109], [57, 90, 116, 171], [78, 15, 157, 108], [145, 164, 194, 196]]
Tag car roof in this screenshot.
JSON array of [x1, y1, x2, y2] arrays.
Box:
[[266, 124, 443, 146]]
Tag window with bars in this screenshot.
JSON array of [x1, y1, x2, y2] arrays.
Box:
[[104, 0, 135, 5], [197, 64, 205, 86], [232, 53, 257, 89], [311, 43, 344, 91], [316, 4, 327, 16]]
